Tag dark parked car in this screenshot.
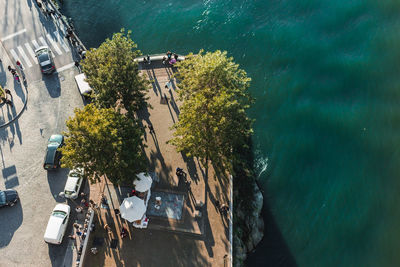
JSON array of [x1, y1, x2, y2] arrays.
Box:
[[0, 189, 19, 207], [44, 134, 64, 170], [35, 46, 55, 74]]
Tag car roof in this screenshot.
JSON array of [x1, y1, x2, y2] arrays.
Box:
[[45, 147, 57, 164], [75, 73, 93, 95], [44, 215, 64, 240], [65, 176, 80, 191]]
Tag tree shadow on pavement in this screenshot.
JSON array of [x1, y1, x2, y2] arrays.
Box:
[[147, 149, 173, 188], [180, 152, 200, 185], [0, 201, 23, 248]]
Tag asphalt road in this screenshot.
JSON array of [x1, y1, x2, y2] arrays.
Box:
[[0, 0, 86, 266]]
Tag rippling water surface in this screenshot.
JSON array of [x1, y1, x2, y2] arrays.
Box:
[[63, 1, 400, 266]]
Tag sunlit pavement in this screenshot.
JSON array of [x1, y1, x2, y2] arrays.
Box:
[[0, 0, 85, 265]]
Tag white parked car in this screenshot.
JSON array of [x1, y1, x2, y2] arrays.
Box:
[[44, 204, 70, 245], [60, 168, 84, 199], [74, 73, 93, 99]]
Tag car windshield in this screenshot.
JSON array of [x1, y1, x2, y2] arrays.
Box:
[[0, 191, 5, 205], [37, 51, 49, 62], [42, 63, 53, 70], [69, 172, 80, 177], [52, 210, 67, 219], [64, 190, 74, 196]]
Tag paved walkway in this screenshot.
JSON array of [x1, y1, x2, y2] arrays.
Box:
[[84, 59, 231, 267], [0, 43, 28, 128]]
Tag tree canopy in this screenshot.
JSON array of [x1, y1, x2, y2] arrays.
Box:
[[82, 29, 148, 116], [60, 104, 146, 185], [168, 50, 253, 171]]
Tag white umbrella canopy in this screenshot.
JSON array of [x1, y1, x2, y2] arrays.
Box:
[[120, 196, 146, 222], [134, 172, 153, 192]]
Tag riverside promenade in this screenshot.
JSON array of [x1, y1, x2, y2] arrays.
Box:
[[85, 56, 231, 267]]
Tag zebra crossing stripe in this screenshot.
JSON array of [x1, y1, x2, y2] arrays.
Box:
[[25, 43, 38, 64], [46, 33, 63, 55], [54, 31, 70, 52], [10, 49, 20, 63], [17, 46, 32, 67], [39, 37, 55, 58], [32, 40, 39, 49]]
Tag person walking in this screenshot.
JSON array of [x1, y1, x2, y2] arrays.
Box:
[[16, 61, 23, 70], [219, 203, 230, 216], [147, 55, 151, 65], [4, 89, 11, 97], [14, 74, 20, 84], [74, 61, 81, 72]]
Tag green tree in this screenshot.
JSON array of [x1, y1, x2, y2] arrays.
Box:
[[82, 29, 148, 116], [60, 104, 146, 185], [168, 50, 253, 171]]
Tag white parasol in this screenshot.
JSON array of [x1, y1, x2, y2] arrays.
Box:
[[120, 196, 146, 222], [133, 172, 153, 192]]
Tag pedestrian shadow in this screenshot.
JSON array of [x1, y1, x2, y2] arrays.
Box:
[[146, 68, 162, 97], [5, 104, 23, 145], [0, 62, 6, 85], [165, 93, 176, 123], [13, 80, 26, 107], [168, 90, 180, 117], [26, 0, 32, 10]]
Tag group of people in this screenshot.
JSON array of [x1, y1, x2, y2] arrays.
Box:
[[35, 0, 57, 19], [0, 59, 27, 108], [143, 55, 151, 65], [0, 85, 13, 108], [7, 65, 21, 84], [162, 51, 179, 65]]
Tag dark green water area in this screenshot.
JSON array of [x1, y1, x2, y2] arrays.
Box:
[[62, 1, 400, 266]]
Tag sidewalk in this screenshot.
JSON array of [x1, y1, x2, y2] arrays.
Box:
[[0, 44, 28, 128], [84, 60, 231, 267]]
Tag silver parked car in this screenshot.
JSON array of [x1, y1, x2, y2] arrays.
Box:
[[35, 46, 55, 74], [59, 168, 84, 199]]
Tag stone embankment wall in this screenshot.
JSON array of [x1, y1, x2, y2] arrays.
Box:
[[234, 182, 264, 266]]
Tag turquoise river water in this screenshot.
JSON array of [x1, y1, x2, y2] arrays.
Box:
[[62, 1, 400, 266]]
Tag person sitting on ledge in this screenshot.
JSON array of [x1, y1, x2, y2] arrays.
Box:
[[143, 57, 148, 64], [166, 51, 172, 60]]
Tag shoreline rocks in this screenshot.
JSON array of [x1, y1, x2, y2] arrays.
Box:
[[234, 180, 264, 266]]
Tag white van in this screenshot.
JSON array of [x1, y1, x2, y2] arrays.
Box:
[[59, 168, 84, 199], [44, 204, 70, 245], [74, 73, 93, 99]]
